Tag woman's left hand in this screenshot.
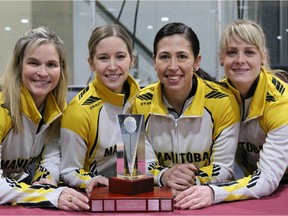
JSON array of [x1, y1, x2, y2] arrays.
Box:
[[174, 185, 214, 210]]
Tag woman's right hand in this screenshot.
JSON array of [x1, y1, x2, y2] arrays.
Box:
[[161, 164, 198, 191], [85, 176, 109, 197], [58, 187, 90, 211]]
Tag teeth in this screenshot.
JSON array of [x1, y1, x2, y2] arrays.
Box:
[[234, 69, 247, 72], [167, 75, 180, 80], [107, 74, 120, 78], [33, 80, 49, 84]]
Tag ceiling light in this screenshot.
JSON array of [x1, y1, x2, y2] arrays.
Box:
[[161, 17, 169, 22], [4, 27, 11, 31], [277, 36, 282, 40], [147, 25, 153, 29], [21, 19, 29, 24]]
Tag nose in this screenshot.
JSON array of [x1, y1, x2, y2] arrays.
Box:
[[168, 57, 179, 70], [108, 58, 117, 70], [37, 65, 49, 76], [236, 53, 245, 64]]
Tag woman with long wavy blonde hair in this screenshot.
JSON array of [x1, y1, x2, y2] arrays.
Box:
[[0, 27, 89, 211]]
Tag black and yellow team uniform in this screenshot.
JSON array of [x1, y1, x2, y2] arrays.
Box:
[[210, 69, 288, 203], [0, 86, 65, 208], [60, 75, 140, 189], [132, 74, 240, 186]]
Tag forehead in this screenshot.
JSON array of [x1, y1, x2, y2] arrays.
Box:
[[157, 34, 192, 52], [95, 36, 128, 53], [227, 36, 257, 49], [24, 43, 59, 58]]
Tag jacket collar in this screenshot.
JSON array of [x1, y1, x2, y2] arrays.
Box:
[[224, 69, 268, 119], [20, 85, 62, 125], [150, 74, 205, 116], [92, 74, 140, 107]]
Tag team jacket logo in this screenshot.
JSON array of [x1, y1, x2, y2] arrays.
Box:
[[104, 145, 117, 157], [205, 90, 227, 99], [78, 86, 89, 100], [272, 77, 285, 95], [137, 92, 153, 106], [266, 92, 276, 102], [82, 96, 101, 106], [156, 151, 210, 164], [1, 156, 40, 170], [239, 141, 262, 153]]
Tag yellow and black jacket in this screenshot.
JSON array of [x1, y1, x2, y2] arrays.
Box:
[[132, 74, 240, 185], [60, 75, 140, 189], [0, 86, 65, 208], [211, 69, 288, 203]]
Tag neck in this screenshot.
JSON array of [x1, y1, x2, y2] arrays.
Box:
[[164, 85, 192, 114]]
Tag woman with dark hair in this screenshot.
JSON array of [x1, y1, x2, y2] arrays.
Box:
[[132, 22, 240, 195]]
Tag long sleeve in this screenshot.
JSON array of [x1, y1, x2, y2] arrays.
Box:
[[211, 125, 288, 203], [0, 144, 65, 208], [61, 127, 96, 189], [33, 137, 61, 185]]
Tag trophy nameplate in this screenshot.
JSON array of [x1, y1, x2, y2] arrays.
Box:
[[89, 186, 174, 212], [109, 114, 153, 195]]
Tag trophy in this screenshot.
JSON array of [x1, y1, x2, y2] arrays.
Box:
[[109, 114, 154, 195], [89, 114, 174, 213]]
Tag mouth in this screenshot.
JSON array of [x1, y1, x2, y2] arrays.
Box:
[[32, 79, 50, 85], [105, 74, 122, 80], [233, 68, 249, 73], [166, 74, 183, 81]]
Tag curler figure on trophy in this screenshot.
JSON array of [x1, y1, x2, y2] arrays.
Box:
[[109, 114, 154, 195]]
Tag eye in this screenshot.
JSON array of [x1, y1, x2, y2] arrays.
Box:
[[97, 55, 109, 62], [158, 54, 170, 62], [116, 54, 126, 61], [245, 50, 255, 56], [27, 59, 39, 66], [47, 61, 59, 68], [226, 50, 237, 57], [177, 54, 189, 62]]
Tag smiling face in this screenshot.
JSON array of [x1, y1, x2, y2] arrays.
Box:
[[88, 36, 132, 94], [220, 37, 264, 97], [154, 34, 200, 97], [22, 43, 61, 108]]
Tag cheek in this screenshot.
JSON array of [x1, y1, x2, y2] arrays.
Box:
[[21, 65, 31, 79], [94, 64, 106, 74], [52, 69, 61, 82]]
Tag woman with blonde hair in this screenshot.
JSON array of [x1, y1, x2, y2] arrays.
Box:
[[60, 24, 140, 195], [0, 26, 89, 211], [174, 19, 288, 210]]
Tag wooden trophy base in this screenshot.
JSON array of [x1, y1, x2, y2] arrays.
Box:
[[109, 176, 154, 195], [89, 186, 174, 212]]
